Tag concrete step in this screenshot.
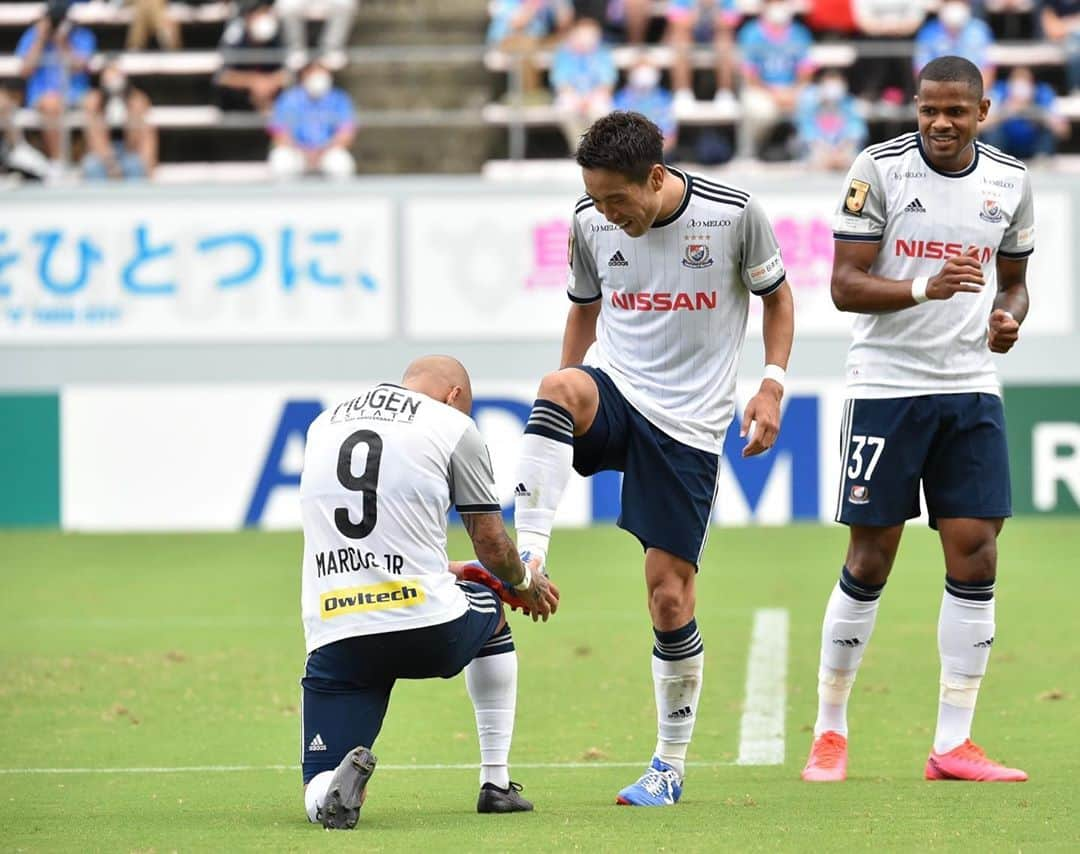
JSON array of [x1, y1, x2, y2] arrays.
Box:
[[351, 124, 499, 173], [342, 65, 494, 110]]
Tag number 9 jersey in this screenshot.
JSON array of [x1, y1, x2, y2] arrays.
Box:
[[299, 383, 502, 653]]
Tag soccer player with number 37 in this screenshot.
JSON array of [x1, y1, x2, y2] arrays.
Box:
[[802, 56, 1033, 784]]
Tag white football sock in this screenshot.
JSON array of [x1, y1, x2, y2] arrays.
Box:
[[465, 641, 518, 790], [513, 399, 575, 558], [934, 582, 995, 754], [304, 769, 335, 823], [652, 621, 705, 778], [815, 571, 883, 737]]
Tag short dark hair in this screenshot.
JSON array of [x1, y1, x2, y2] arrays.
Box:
[[575, 111, 664, 184], [918, 55, 984, 100]]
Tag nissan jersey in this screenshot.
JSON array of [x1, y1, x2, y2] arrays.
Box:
[[568, 166, 787, 455], [833, 132, 1035, 398], [299, 383, 500, 653]]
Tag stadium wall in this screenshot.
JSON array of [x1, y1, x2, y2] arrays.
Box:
[[1, 177, 1078, 529]]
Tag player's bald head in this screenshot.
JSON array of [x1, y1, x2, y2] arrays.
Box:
[[401, 355, 473, 415]]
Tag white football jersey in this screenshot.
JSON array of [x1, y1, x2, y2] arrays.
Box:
[[568, 166, 787, 454], [299, 383, 501, 653], [832, 133, 1035, 398]]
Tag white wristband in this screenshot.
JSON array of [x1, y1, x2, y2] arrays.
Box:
[[512, 560, 532, 592], [911, 276, 930, 304], [762, 364, 786, 387]]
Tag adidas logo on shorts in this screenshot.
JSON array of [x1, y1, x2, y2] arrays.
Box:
[[608, 250, 629, 267], [903, 197, 926, 213], [308, 733, 327, 752]]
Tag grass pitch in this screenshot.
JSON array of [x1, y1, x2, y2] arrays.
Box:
[[1, 520, 1078, 852]]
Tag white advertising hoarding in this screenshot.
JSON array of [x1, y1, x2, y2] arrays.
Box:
[[405, 191, 1073, 339], [60, 381, 846, 532], [0, 197, 395, 342]]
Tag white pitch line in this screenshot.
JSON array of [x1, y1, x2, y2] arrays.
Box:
[[736, 608, 789, 766], [0, 760, 739, 776]]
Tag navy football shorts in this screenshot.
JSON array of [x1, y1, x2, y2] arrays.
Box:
[[571, 365, 721, 567], [834, 392, 1012, 530], [300, 581, 501, 783]]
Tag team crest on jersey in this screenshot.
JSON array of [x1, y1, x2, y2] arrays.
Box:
[[979, 197, 1003, 223], [682, 243, 714, 269], [844, 179, 870, 216], [848, 485, 870, 505]]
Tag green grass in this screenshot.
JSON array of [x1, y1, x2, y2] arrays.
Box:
[[1, 521, 1078, 852]]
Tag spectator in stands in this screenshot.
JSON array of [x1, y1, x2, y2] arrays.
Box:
[[487, 0, 574, 102], [737, 0, 815, 158], [666, 0, 741, 108], [82, 58, 157, 180], [982, 66, 1068, 160], [604, 0, 652, 44], [549, 16, 616, 148], [125, 0, 181, 51], [278, 0, 357, 71], [913, 0, 996, 90], [804, 0, 857, 39], [268, 58, 357, 179], [613, 55, 677, 153], [794, 67, 866, 169], [214, 0, 288, 113], [1041, 0, 1080, 94], [0, 86, 50, 180], [15, 0, 96, 166], [851, 0, 928, 103]]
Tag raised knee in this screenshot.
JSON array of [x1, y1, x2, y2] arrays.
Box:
[[537, 370, 591, 421]]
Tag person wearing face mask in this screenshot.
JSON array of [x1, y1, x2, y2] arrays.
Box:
[[82, 59, 157, 181], [613, 58, 677, 154], [214, 0, 288, 113], [268, 58, 357, 179], [736, 0, 816, 159], [549, 16, 616, 151], [794, 69, 867, 170], [914, 0, 996, 93], [982, 66, 1069, 161], [15, 0, 97, 169]]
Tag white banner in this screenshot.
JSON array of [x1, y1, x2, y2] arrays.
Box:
[[404, 197, 573, 339], [404, 190, 1072, 340], [60, 381, 844, 532], [0, 197, 395, 342]]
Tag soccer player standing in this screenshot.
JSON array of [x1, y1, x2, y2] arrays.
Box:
[[801, 56, 1032, 783], [299, 356, 557, 828], [513, 111, 795, 805]]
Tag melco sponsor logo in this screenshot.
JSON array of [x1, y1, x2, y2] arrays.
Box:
[[687, 218, 732, 228]]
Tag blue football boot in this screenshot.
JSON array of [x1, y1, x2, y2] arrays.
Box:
[[616, 756, 683, 806]]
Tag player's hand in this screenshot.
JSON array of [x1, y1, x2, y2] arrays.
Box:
[[740, 382, 782, 458], [928, 250, 984, 300], [988, 308, 1020, 353], [521, 556, 559, 623]]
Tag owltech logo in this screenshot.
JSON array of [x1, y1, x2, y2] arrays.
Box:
[[320, 581, 425, 619]]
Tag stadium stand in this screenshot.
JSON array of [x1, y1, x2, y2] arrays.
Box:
[[0, 0, 1078, 179]]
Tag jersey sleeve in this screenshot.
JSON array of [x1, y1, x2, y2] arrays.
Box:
[[567, 211, 602, 303], [738, 195, 787, 296], [999, 173, 1035, 259], [449, 421, 501, 514], [832, 150, 886, 243]]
